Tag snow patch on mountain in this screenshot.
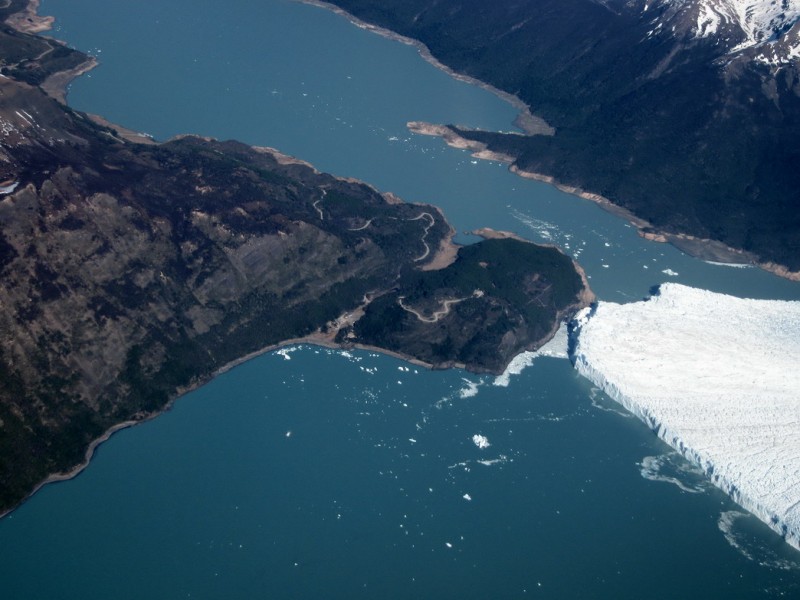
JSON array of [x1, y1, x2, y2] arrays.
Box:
[[571, 283, 800, 550], [696, 1, 799, 49], [635, 0, 800, 63]]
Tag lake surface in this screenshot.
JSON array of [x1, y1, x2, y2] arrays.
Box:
[[2, 0, 800, 597]]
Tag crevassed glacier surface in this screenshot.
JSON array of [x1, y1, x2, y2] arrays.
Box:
[[571, 283, 800, 550]]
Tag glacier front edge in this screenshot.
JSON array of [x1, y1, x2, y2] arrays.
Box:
[[571, 283, 800, 550]]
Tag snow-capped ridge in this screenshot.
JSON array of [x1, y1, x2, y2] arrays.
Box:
[[635, 0, 800, 63]]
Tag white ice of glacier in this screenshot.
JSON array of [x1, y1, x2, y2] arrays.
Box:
[[571, 283, 800, 550]]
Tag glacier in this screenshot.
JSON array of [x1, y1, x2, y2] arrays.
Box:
[[570, 283, 800, 551]]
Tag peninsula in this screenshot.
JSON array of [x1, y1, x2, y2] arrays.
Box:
[[0, 1, 591, 513]]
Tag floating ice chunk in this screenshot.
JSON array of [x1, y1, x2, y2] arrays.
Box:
[[458, 379, 480, 398], [447, 461, 470, 470], [718, 511, 756, 561], [704, 261, 752, 269], [493, 323, 570, 386], [589, 387, 633, 418], [493, 352, 537, 387], [463, 493, 472, 501], [285, 431, 292, 438], [445, 542, 453, 548], [717, 511, 800, 569], [477, 455, 508, 467], [275, 346, 298, 360], [510, 210, 561, 242], [472, 434, 491, 449], [572, 283, 800, 551], [661, 268, 679, 276], [639, 452, 709, 494]]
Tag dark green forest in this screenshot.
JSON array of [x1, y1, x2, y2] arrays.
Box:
[[331, 0, 800, 271]]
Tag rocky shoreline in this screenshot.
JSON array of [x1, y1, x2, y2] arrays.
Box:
[[407, 121, 799, 281]]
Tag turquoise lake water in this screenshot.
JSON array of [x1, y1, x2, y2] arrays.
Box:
[[2, 0, 800, 597]]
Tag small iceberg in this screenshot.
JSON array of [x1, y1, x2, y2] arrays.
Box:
[[472, 434, 490, 449]]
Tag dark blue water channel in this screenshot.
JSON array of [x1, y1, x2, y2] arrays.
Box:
[[2, 0, 799, 597]]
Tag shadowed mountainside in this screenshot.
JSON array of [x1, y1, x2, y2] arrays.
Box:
[[327, 0, 800, 275]]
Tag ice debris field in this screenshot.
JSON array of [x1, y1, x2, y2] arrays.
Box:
[[571, 283, 800, 549]]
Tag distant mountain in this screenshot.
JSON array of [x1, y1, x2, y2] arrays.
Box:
[[656, 1, 796, 53], [602, 0, 800, 64], [329, 0, 800, 274]]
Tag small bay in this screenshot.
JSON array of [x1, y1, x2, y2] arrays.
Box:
[[1, 0, 799, 597]]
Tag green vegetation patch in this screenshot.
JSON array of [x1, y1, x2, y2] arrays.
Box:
[[348, 238, 587, 373]]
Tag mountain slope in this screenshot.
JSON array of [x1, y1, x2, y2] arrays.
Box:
[[328, 0, 800, 274]]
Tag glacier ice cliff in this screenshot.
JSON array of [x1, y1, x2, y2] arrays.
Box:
[[571, 283, 800, 551]]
